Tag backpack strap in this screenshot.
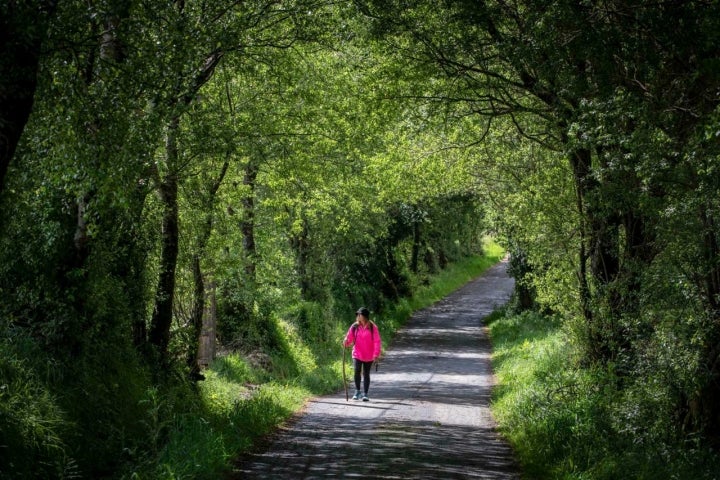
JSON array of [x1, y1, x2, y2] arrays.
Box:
[[351, 321, 375, 342]]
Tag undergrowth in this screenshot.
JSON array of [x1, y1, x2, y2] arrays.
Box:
[[486, 309, 720, 479]]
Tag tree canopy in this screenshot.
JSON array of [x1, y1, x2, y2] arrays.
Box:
[[1, 0, 719, 477]]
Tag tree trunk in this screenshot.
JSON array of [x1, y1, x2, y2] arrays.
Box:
[[149, 117, 180, 361], [0, 1, 57, 195], [241, 159, 259, 281], [381, 237, 408, 299], [569, 146, 623, 362], [196, 280, 217, 369], [188, 255, 205, 378], [411, 221, 421, 273], [569, 147, 593, 321], [147, 44, 223, 363], [187, 160, 228, 379], [291, 216, 312, 300]]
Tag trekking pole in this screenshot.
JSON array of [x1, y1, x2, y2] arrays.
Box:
[[342, 345, 348, 401]]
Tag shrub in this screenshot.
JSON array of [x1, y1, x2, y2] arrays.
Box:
[[0, 336, 72, 479]]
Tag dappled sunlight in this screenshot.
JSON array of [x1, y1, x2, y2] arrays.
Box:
[[234, 409, 516, 478], [232, 260, 518, 478], [277, 317, 318, 373]]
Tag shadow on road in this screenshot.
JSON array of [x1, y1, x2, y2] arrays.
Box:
[[231, 259, 520, 479]]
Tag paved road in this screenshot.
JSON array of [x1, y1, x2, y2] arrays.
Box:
[[231, 258, 520, 479]]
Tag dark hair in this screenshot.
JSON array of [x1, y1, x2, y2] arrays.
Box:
[[356, 307, 370, 318]]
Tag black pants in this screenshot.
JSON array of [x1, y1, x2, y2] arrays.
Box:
[[353, 359, 374, 394]]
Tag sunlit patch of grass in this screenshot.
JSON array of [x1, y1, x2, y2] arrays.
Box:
[[275, 315, 317, 374], [487, 310, 600, 478], [208, 354, 255, 383], [143, 382, 306, 480]]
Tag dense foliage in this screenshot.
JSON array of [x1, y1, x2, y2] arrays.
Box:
[[0, 1, 488, 477], [354, 0, 720, 469], [488, 308, 720, 479], [1, 0, 719, 478]]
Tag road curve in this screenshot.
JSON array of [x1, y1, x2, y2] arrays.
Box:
[[231, 258, 520, 479]]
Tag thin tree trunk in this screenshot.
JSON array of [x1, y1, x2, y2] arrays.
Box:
[[189, 256, 205, 377], [291, 215, 312, 300], [147, 43, 223, 363], [298, 220, 311, 299], [188, 160, 228, 378], [149, 116, 180, 361], [411, 221, 421, 273], [241, 159, 259, 281], [569, 147, 605, 359]]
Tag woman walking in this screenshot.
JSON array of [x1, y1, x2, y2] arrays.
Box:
[[343, 307, 382, 401]]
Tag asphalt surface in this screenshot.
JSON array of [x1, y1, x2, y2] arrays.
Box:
[[231, 258, 520, 479]]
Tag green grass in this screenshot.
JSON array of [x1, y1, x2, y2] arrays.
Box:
[[486, 309, 720, 480], [123, 239, 506, 479], [0, 344, 71, 479]]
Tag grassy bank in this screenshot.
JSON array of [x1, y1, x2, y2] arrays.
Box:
[[486, 310, 720, 479], [127, 240, 505, 479]]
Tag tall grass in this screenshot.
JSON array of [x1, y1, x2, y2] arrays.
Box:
[[125, 239, 505, 479], [0, 342, 71, 479], [487, 309, 720, 479]]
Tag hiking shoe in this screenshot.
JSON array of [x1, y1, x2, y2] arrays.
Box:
[[362, 394, 369, 402], [352, 391, 361, 400]]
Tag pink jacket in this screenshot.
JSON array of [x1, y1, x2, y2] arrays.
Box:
[[343, 322, 381, 362]]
